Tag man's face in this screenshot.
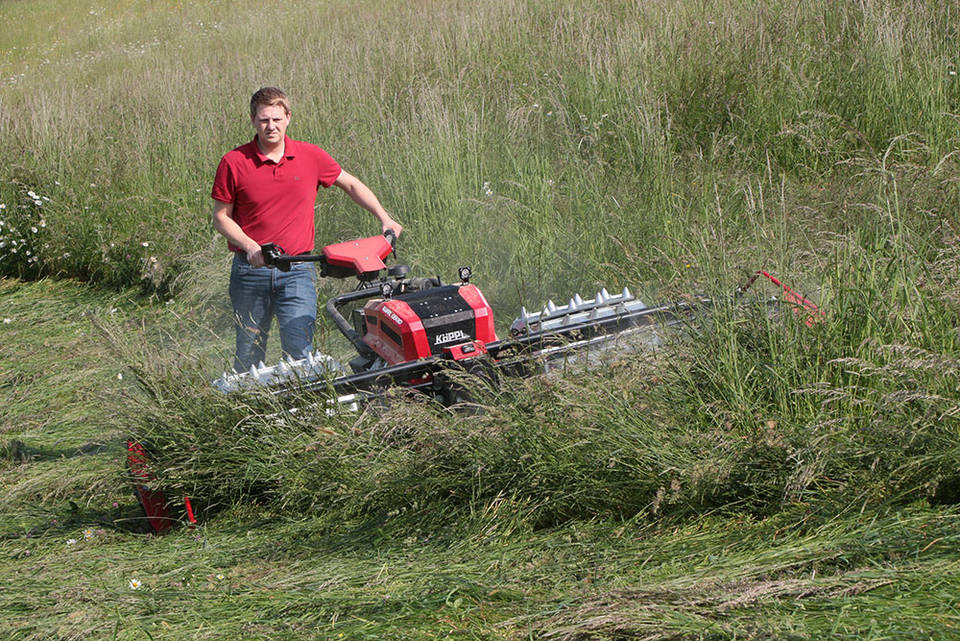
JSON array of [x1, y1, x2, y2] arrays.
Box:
[[251, 104, 290, 147]]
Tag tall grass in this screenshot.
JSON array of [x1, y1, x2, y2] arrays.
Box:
[[124, 190, 960, 530], [1, 0, 958, 307]]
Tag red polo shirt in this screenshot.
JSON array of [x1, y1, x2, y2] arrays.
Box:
[[212, 136, 342, 256]]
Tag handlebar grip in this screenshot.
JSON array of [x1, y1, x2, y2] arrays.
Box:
[[260, 243, 291, 271], [383, 229, 397, 250]]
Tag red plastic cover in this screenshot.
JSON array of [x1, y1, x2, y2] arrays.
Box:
[[322, 235, 393, 276]]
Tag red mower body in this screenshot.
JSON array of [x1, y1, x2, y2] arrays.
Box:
[[360, 284, 497, 365]]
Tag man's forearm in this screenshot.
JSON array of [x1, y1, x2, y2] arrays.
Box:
[[334, 171, 402, 236], [212, 201, 264, 265], [343, 178, 389, 221], [213, 215, 258, 252]]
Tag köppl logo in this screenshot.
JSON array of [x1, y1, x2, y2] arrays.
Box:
[[434, 329, 469, 346]]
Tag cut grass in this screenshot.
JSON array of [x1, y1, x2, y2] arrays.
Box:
[[2, 492, 959, 639], [3, 270, 960, 638]]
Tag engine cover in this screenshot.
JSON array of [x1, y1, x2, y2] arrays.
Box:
[[361, 284, 497, 364]]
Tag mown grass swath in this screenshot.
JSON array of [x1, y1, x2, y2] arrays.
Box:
[[2, 0, 960, 639]]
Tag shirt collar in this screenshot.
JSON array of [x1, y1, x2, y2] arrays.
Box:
[[251, 135, 296, 163]]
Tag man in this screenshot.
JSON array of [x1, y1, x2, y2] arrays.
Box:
[[212, 86, 402, 371]]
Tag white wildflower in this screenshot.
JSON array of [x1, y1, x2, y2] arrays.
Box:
[[30, 226, 37, 233], [34, 199, 42, 206], [83, 528, 94, 540], [117, 372, 123, 380], [27, 190, 36, 199], [66, 538, 77, 545], [129, 578, 142, 590], [141, 242, 149, 247], [0, 203, 5, 209]]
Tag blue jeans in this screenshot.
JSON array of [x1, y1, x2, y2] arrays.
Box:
[[229, 254, 317, 371]]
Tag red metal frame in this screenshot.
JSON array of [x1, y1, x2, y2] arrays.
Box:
[[741, 270, 824, 327], [444, 340, 488, 360], [126, 440, 196, 533]]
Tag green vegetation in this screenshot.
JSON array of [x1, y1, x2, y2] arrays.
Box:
[[2, 0, 959, 638]]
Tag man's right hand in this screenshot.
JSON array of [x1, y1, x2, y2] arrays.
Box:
[[245, 246, 265, 267]]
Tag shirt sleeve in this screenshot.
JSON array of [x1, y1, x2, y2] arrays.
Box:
[[314, 147, 342, 189], [211, 156, 236, 203]]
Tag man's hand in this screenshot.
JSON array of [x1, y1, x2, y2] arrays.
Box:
[[245, 245, 265, 267], [382, 218, 403, 238]]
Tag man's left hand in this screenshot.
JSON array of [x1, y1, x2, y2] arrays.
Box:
[[382, 218, 403, 238]]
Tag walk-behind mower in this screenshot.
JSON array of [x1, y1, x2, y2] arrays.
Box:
[[127, 231, 821, 532]]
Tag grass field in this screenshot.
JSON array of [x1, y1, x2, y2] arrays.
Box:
[[2, 0, 960, 638]]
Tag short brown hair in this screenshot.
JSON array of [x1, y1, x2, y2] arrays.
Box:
[[250, 87, 291, 118]]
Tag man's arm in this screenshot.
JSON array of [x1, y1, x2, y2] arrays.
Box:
[[212, 199, 265, 267], [333, 171, 403, 237]]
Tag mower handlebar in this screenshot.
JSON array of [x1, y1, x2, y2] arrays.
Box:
[[261, 231, 396, 273]]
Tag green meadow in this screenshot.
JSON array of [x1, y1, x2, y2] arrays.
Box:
[[2, 0, 960, 638]]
